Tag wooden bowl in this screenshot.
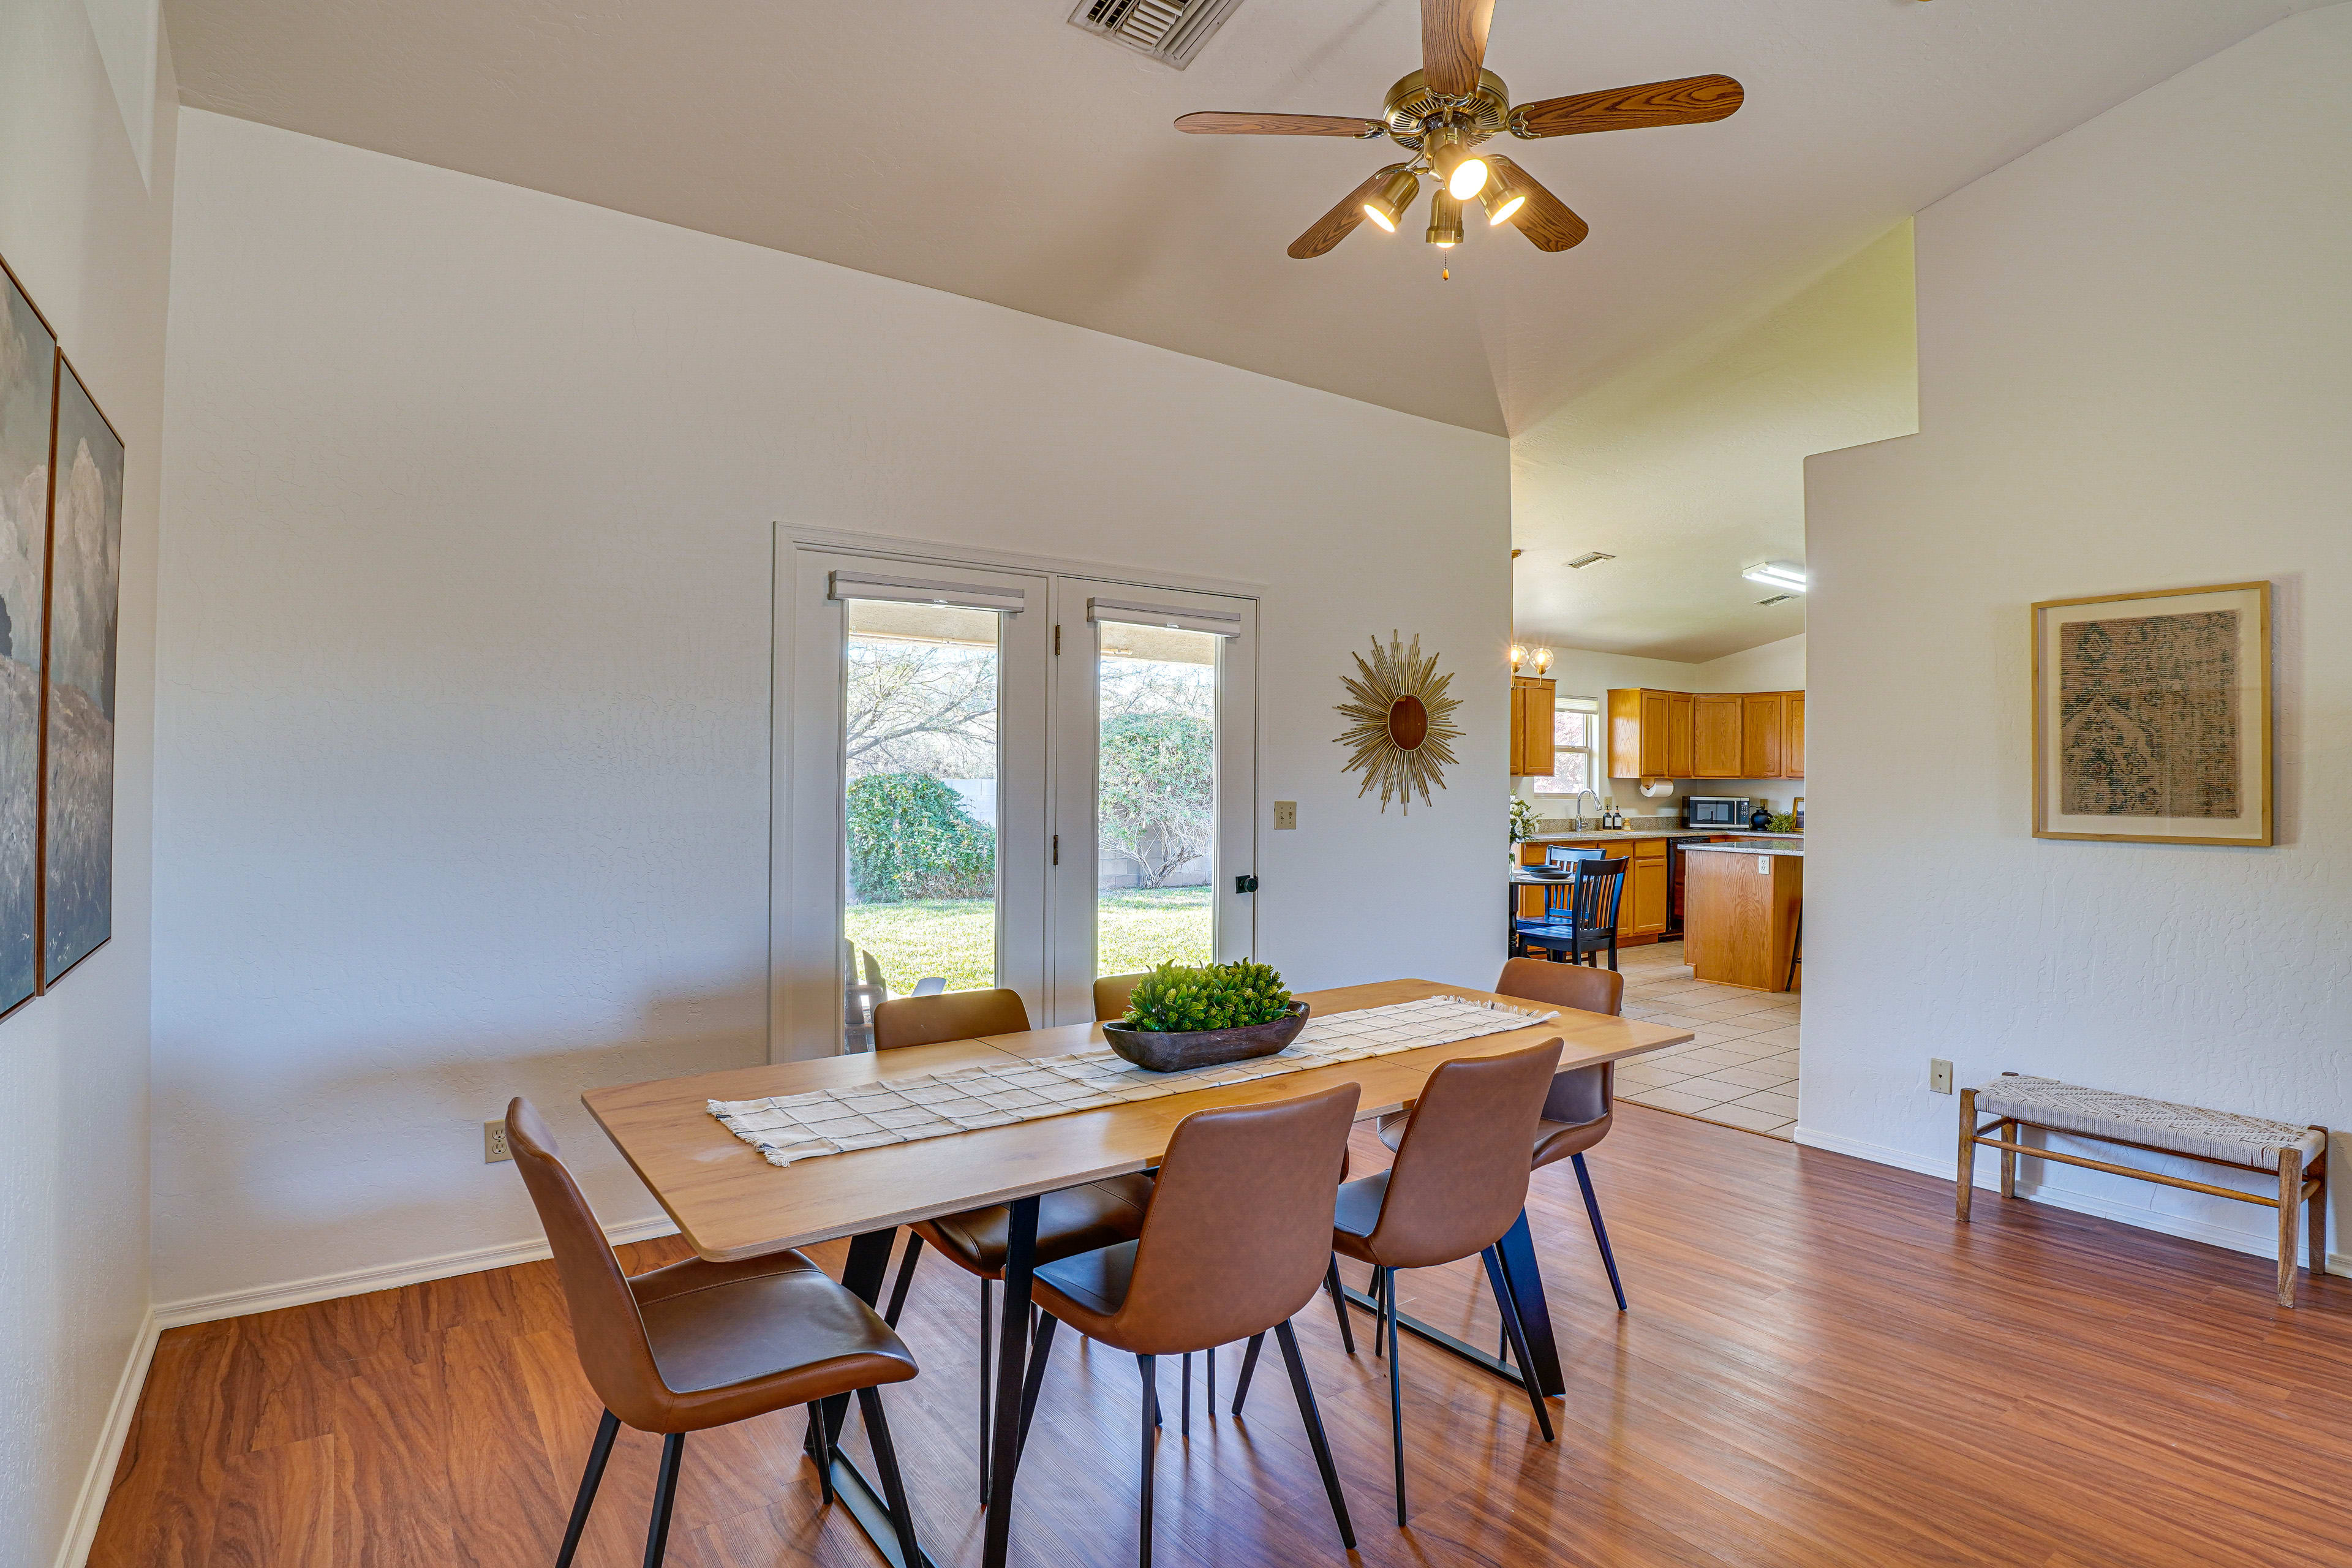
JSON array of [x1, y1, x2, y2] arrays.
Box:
[[1102, 1000, 1311, 1073]]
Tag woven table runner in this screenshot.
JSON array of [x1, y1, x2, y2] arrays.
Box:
[[710, 995, 1558, 1166]]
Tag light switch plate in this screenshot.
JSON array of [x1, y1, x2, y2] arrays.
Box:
[[1273, 801, 1297, 830], [1929, 1058, 1954, 1095]]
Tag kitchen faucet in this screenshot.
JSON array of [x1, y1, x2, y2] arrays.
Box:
[[1572, 788, 1604, 832]]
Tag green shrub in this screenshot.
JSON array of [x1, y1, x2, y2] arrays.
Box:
[[846, 773, 995, 902], [1120, 959, 1293, 1033]]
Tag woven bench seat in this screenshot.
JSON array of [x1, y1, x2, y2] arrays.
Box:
[[1971, 1075, 2325, 1172], [1958, 1072, 2329, 1308]]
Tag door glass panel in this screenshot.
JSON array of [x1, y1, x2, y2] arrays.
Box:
[[1095, 620, 1217, 978], [840, 600, 1001, 1036]]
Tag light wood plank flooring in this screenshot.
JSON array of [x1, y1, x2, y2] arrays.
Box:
[[90, 1104, 2352, 1566]]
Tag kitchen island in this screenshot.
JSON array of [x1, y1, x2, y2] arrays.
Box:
[[1682, 841, 1803, 992]]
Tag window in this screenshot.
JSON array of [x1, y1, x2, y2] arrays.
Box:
[[1531, 696, 1600, 797]]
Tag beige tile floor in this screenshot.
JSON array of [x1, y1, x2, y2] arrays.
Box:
[[1610, 939, 1801, 1140]]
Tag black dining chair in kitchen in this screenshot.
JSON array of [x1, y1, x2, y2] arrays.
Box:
[[1514, 855, 1627, 970]]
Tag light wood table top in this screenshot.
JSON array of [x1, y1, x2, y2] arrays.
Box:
[[582, 976, 1692, 1262]]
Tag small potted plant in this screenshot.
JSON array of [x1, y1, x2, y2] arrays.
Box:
[[1103, 959, 1311, 1072], [1510, 796, 1539, 864]]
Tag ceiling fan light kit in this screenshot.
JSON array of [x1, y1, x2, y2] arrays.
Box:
[[1175, 0, 1743, 268]]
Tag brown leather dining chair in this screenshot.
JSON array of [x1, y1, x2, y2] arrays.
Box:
[[869, 987, 1156, 1498], [1093, 971, 1148, 1022], [1379, 957, 1631, 1313], [1014, 1084, 1363, 1567], [504, 1099, 924, 1568], [1332, 1038, 1564, 1525]]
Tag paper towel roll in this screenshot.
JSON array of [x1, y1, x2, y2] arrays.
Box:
[[1638, 777, 1677, 799]]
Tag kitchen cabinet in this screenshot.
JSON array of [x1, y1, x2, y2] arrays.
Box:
[[1608, 688, 1805, 782], [1693, 693, 1743, 777], [1741, 693, 1784, 778], [1667, 692, 1695, 777], [1515, 835, 1677, 941], [1509, 676, 1555, 777]]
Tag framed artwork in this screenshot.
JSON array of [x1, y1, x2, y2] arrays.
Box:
[[0, 261, 54, 1014], [43, 353, 123, 982], [2031, 581, 2271, 846]]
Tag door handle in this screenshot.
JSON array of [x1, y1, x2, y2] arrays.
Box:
[[1235, 874, 1259, 894]]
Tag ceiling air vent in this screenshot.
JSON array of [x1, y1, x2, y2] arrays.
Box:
[[1757, 594, 1796, 606], [1566, 551, 1615, 569], [1069, 0, 1248, 69]]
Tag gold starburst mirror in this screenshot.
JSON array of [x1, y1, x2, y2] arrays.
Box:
[[1335, 631, 1464, 813]]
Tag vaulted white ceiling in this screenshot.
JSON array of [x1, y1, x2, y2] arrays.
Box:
[[165, 0, 2321, 441]]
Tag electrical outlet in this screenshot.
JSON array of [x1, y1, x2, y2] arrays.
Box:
[[1273, 801, 1298, 830], [1929, 1058, 1954, 1095], [484, 1120, 511, 1163]]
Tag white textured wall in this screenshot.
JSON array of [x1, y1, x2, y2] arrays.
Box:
[[1803, 6, 2352, 1264], [0, 2, 173, 1563], [154, 110, 1509, 1307]]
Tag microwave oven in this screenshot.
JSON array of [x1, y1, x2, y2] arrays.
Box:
[[1684, 796, 1751, 827]]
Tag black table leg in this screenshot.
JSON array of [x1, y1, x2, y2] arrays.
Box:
[[982, 1195, 1040, 1568], [814, 1229, 941, 1568], [1493, 1210, 1565, 1397], [1339, 1208, 1566, 1399]]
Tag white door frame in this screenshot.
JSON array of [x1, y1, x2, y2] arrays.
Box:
[[772, 527, 1263, 1059]]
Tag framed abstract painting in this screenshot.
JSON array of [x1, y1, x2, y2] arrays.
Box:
[[0, 261, 53, 1013], [2032, 581, 2271, 846], [44, 353, 123, 982]]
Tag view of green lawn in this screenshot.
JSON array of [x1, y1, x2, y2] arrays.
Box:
[[846, 886, 1212, 998]]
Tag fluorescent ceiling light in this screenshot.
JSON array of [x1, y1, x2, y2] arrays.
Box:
[[1742, 560, 1807, 592]]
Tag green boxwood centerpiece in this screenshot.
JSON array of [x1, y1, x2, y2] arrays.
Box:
[[1107, 959, 1310, 1072]]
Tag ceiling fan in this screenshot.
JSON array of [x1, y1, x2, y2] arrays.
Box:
[[1175, 0, 1743, 262]]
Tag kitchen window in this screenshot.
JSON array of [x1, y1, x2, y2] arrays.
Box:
[[1531, 696, 1600, 797]]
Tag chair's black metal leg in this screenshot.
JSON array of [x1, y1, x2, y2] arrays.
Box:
[[1205, 1346, 1216, 1417], [978, 1275, 994, 1502], [1384, 1268, 1408, 1526], [1231, 1332, 1263, 1415], [1324, 1256, 1356, 1355], [1493, 1209, 1566, 1398], [1572, 1152, 1629, 1312], [1138, 1354, 1161, 1428], [1181, 1352, 1193, 1436], [1273, 1321, 1355, 1551], [883, 1229, 924, 1328], [555, 1408, 619, 1568], [858, 1386, 925, 1568], [982, 1195, 1039, 1568], [1482, 1247, 1556, 1442], [1370, 1265, 1385, 1358], [642, 1431, 684, 1568], [805, 1401, 835, 1506], [1016, 1311, 1060, 1463], [1137, 1354, 1158, 1568]]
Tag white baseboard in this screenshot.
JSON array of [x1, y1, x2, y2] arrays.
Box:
[[52, 1306, 160, 1568], [1793, 1124, 2334, 1275], [152, 1212, 680, 1330]]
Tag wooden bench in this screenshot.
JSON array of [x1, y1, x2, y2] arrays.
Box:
[[1958, 1073, 2328, 1307]]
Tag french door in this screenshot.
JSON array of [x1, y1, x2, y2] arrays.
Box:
[[775, 544, 1257, 1058]]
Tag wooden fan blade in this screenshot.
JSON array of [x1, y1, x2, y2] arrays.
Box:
[[1487, 155, 1588, 252], [1289, 169, 1396, 260], [1176, 111, 1383, 137], [1422, 0, 1496, 99], [1510, 75, 1744, 138]]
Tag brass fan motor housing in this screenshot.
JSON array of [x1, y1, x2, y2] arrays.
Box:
[[1381, 68, 1511, 153]]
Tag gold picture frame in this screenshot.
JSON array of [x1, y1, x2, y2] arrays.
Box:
[[2031, 581, 2271, 846]]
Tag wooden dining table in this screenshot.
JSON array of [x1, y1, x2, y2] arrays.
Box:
[[582, 976, 1693, 1568]]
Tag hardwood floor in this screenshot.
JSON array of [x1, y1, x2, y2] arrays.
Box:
[[91, 1106, 2352, 1567]]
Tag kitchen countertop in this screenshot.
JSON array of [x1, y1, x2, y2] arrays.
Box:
[[1525, 829, 1804, 843], [1682, 840, 1805, 856]]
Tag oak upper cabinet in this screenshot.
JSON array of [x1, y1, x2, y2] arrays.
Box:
[[1692, 693, 1744, 778], [1509, 676, 1555, 777], [1783, 692, 1805, 778], [1667, 692, 1696, 777], [1741, 692, 1784, 779]]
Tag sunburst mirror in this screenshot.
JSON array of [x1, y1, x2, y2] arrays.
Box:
[[1334, 631, 1464, 813]]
